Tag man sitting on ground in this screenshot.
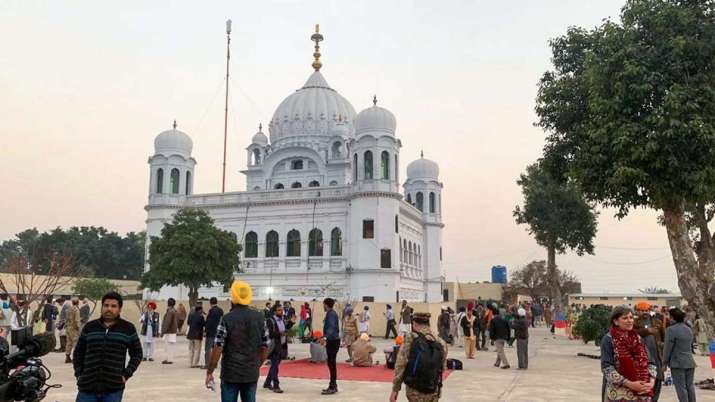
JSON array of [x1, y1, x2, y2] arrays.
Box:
[[351, 333, 377, 367]]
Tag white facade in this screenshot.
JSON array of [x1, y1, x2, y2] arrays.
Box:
[[145, 35, 445, 303]]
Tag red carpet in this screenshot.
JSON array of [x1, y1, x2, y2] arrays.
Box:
[[259, 359, 453, 383]]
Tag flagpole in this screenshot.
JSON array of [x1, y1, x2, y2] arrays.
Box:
[[221, 19, 232, 193]]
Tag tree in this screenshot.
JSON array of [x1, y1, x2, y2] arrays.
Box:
[[535, 0, 715, 336], [509, 260, 583, 304], [573, 305, 612, 345], [73, 277, 119, 316], [141, 208, 239, 307], [514, 161, 598, 305], [638, 286, 670, 294]]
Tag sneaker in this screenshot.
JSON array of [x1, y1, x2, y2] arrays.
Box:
[[494, 363, 500, 367], [273, 387, 284, 394], [321, 388, 338, 395]]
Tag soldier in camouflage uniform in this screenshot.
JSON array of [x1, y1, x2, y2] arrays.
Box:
[[64, 298, 81, 364], [390, 312, 448, 402]]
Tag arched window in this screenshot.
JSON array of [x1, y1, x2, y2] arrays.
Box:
[[252, 149, 261, 165], [403, 239, 408, 263], [291, 160, 303, 170], [429, 192, 436, 213], [395, 154, 399, 182], [417, 245, 421, 267], [416, 192, 424, 211], [286, 229, 301, 257], [329, 180, 338, 186], [170, 168, 180, 194], [156, 168, 164, 193], [309, 180, 320, 187], [309, 228, 323, 256], [381, 151, 390, 180], [244, 231, 258, 258], [291, 182, 302, 189], [331, 228, 342, 256], [332, 141, 342, 159], [408, 241, 413, 265], [253, 186, 261, 191], [399, 237, 403, 262], [353, 154, 358, 182], [274, 183, 284, 190], [364, 151, 373, 179], [185, 171, 192, 195], [406, 193, 412, 204], [265, 231, 279, 257]]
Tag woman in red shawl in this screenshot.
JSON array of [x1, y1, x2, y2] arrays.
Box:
[[601, 306, 656, 401]]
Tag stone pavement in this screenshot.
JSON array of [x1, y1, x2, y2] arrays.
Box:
[[41, 326, 714, 402]]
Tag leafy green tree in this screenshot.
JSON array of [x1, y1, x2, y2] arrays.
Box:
[[141, 208, 239, 307], [73, 277, 119, 315], [573, 305, 612, 345], [535, 0, 715, 336], [514, 161, 598, 305]]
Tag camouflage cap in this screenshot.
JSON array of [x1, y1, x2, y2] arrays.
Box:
[[412, 312, 431, 322]]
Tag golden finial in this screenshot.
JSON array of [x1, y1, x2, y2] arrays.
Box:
[[173, 119, 177, 130], [373, 95, 377, 106], [310, 24, 324, 72], [258, 122, 262, 132]]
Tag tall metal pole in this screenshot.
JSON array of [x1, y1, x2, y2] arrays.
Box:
[[222, 19, 232, 193]]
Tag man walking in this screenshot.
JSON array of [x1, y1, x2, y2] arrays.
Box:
[[204, 297, 223, 369], [319, 297, 340, 395], [140, 302, 160, 362], [64, 298, 81, 364], [264, 303, 293, 393], [384, 304, 398, 339], [58, 298, 71, 352], [79, 298, 91, 330], [489, 307, 511, 369], [73, 292, 142, 402], [161, 298, 178, 365], [511, 308, 529, 369], [42, 296, 58, 334], [663, 308, 696, 402], [186, 302, 206, 368], [206, 281, 267, 402], [390, 312, 446, 402], [398, 300, 413, 337]]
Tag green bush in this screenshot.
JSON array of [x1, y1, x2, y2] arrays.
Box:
[[573, 305, 611, 345]]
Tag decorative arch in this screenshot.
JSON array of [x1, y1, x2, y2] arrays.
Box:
[[429, 192, 436, 213], [291, 182, 302, 189], [265, 231, 279, 257], [364, 150, 373, 179], [309, 228, 323, 256], [353, 153, 359, 181], [416, 192, 424, 211], [170, 168, 180, 194], [286, 229, 301, 257], [309, 180, 320, 187], [331, 141, 342, 159], [329, 180, 338, 186], [406, 193, 412, 204], [381, 151, 390, 180], [274, 183, 284, 190], [244, 231, 258, 258], [185, 171, 192, 195], [156, 168, 164, 193], [331, 227, 342, 256], [252, 149, 262, 165]]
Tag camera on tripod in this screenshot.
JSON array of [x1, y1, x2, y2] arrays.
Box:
[[0, 327, 58, 402]]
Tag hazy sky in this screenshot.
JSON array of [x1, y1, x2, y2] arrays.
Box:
[[0, 1, 678, 293]]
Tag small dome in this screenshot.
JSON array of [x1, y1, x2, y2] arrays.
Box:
[[407, 154, 439, 180], [252, 124, 268, 145], [154, 125, 193, 156], [355, 97, 396, 135]]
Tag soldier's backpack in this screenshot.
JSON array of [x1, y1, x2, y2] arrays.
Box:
[[403, 333, 444, 394]]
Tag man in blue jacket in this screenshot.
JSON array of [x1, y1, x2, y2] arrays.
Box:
[[319, 297, 340, 395], [204, 297, 224, 369]]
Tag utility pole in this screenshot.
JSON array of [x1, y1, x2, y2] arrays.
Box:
[[221, 19, 232, 193]]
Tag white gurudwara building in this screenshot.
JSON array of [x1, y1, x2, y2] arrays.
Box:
[[144, 28, 445, 303]]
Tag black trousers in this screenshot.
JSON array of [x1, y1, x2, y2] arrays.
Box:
[[385, 319, 397, 338], [326, 339, 340, 389]]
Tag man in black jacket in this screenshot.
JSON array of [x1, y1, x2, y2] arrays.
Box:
[[186, 302, 206, 368], [488, 307, 511, 369], [73, 292, 142, 402], [511, 308, 529, 369], [204, 297, 224, 369]]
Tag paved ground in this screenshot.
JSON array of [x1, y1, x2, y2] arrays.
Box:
[[42, 326, 714, 401]]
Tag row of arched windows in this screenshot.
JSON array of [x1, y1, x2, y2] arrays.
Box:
[[353, 150, 395, 181], [156, 168, 191, 195], [405, 191, 437, 213], [399, 238, 422, 267], [273, 180, 322, 190], [244, 228, 343, 258]]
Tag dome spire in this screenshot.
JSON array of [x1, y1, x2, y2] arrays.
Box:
[[173, 119, 177, 130], [310, 24, 324, 72], [259, 122, 262, 132], [373, 95, 377, 106], [421, 150, 424, 158]]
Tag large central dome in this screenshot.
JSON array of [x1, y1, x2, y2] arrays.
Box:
[[268, 71, 356, 144]]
